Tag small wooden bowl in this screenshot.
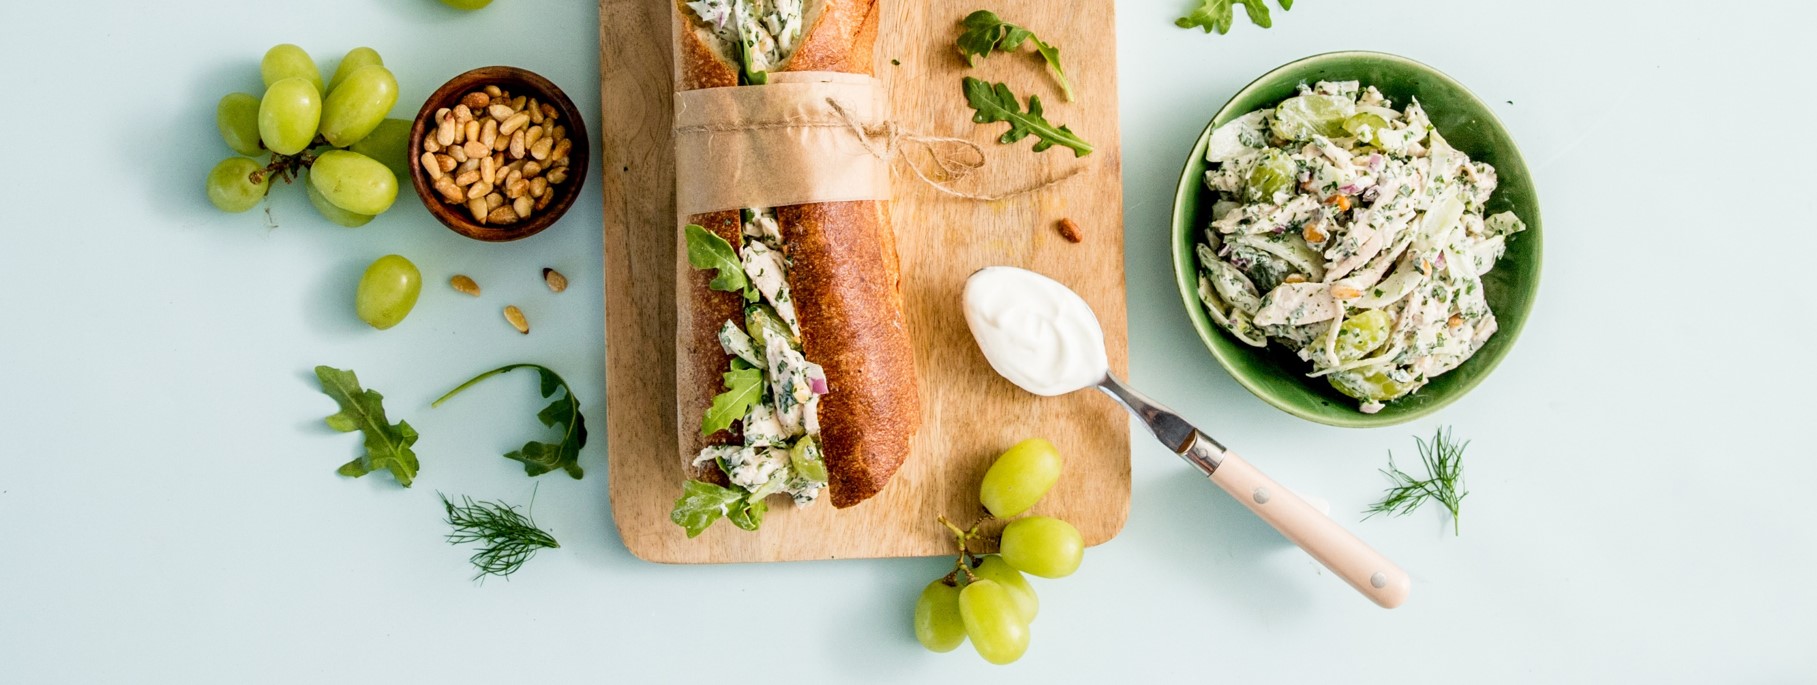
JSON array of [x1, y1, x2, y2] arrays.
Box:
[[408, 66, 589, 242]]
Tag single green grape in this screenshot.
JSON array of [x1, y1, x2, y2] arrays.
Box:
[[787, 436, 829, 483], [957, 579, 1029, 665], [304, 171, 373, 228], [1342, 112, 1389, 144], [439, 0, 494, 9], [326, 47, 383, 93], [1000, 516, 1083, 579], [320, 65, 398, 147], [1328, 369, 1417, 403], [258, 77, 321, 155], [204, 157, 270, 213], [355, 254, 421, 330], [971, 556, 1037, 623], [216, 93, 263, 156], [979, 438, 1063, 518], [1334, 309, 1391, 362], [260, 43, 322, 94], [348, 118, 413, 178], [743, 302, 795, 354], [913, 580, 966, 653], [310, 150, 397, 215], [1270, 93, 1353, 141], [1244, 148, 1296, 203]]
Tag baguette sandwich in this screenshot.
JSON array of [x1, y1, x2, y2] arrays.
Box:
[[670, 0, 919, 536]]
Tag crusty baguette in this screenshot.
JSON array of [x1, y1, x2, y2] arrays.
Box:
[[672, 0, 919, 508]]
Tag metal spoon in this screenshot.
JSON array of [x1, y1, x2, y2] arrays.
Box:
[[1097, 372, 1411, 608]]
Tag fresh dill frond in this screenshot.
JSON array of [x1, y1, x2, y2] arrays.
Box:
[[1364, 427, 1469, 535], [439, 490, 560, 581]]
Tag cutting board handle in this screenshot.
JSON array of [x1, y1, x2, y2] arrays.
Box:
[[1208, 450, 1411, 609]]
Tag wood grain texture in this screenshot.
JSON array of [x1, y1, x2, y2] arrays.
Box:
[[602, 0, 1129, 563]]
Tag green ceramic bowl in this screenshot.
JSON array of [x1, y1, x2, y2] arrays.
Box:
[[1170, 51, 1543, 427]]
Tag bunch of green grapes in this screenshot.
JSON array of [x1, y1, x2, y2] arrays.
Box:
[[915, 438, 1085, 665], [207, 44, 412, 227]]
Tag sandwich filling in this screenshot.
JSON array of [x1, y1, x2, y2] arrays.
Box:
[[677, 2, 828, 537], [691, 208, 830, 509], [685, 0, 805, 84]]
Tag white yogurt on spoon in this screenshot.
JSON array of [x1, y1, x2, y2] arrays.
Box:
[[962, 267, 1109, 396]]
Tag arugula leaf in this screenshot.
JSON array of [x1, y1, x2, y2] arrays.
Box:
[[701, 365, 764, 437], [961, 77, 1093, 157], [315, 365, 420, 487], [956, 11, 1074, 101], [433, 364, 587, 479], [683, 224, 747, 293], [726, 497, 767, 531], [1175, 0, 1292, 34], [670, 479, 744, 538]]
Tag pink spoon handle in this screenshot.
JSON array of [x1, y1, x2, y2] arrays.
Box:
[[1207, 448, 1411, 608]]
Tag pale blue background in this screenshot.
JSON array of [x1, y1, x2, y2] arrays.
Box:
[[2, 0, 1813, 682]]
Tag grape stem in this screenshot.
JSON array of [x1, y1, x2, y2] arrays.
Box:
[[249, 137, 330, 186], [935, 514, 993, 585]]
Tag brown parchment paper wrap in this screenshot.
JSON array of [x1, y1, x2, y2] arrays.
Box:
[[672, 71, 890, 215]]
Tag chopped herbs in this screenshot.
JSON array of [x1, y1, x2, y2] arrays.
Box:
[[961, 77, 1093, 157], [1365, 427, 1469, 534], [315, 365, 421, 487]]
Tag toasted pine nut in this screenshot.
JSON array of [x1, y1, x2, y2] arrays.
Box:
[[420, 152, 444, 180], [480, 119, 498, 148]]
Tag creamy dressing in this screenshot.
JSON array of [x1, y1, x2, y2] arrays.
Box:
[[962, 267, 1109, 396]]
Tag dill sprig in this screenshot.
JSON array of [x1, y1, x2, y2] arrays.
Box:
[[439, 490, 560, 581], [1364, 427, 1469, 535]]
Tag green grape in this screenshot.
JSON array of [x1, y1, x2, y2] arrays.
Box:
[[310, 150, 397, 215], [972, 556, 1038, 623], [1328, 368, 1417, 403], [958, 580, 1029, 665], [326, 47, 383, 93], [304, 171, 373, 228], [348, 118, 412, 178], [979, 438, 1063, 518], [913, 580, 966, 653], [1334, 309, 1391, 362], [1244, 149, 1296, 203], [355, 254, 421, 330], [320, 65, 398, 147], [1270, 94, 1353, 141], [1342, 112, 1389, 144], [216, 93, 263, 156], [743, 302, 795, 354], [204, 157, 270, 213], [258, 77, 321, 155], [260, 44, 322, 94], [1000, 516, 1083, 579], [439, 0, 494, 9]]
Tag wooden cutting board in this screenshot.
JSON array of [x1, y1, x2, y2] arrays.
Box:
[[599, 0, 1129, 563]]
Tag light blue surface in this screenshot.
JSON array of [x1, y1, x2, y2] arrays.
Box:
[[2, 0, 1814, 682]]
